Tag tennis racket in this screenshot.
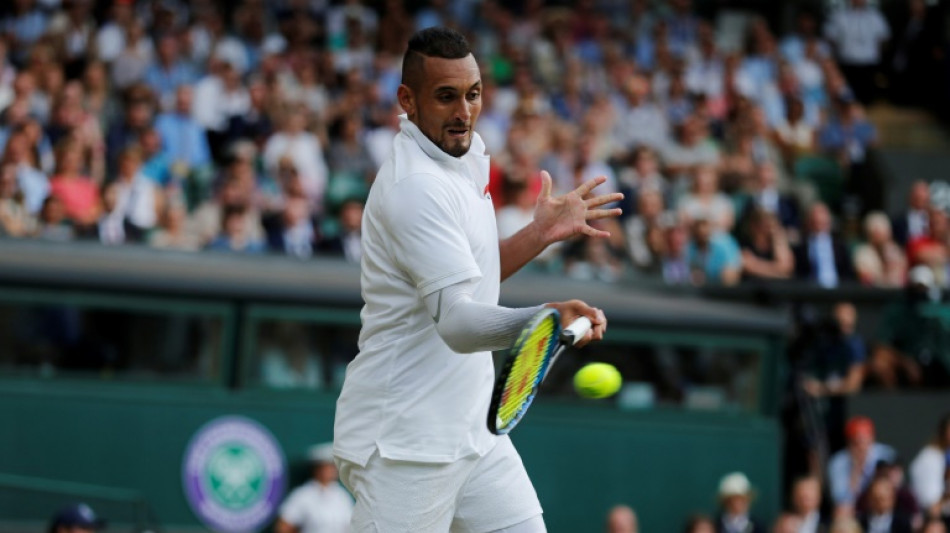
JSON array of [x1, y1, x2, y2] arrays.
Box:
[[487, 308, 592, 435]]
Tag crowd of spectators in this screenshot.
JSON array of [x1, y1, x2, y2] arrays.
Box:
[[609, 414, 950, 533], [0, 0, 948, 293]]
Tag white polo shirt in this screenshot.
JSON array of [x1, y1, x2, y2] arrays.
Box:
[[824, 7, 890, 65], [334, 115, 500, 466], [278, 480, 353, 533]]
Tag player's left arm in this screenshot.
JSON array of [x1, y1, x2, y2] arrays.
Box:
[[499, 171, 622, 281]]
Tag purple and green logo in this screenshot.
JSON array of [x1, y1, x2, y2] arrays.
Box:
[[183, 416, 286, 532]]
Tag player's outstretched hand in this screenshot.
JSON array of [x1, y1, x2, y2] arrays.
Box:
[[545, 299, 607, 348], [533, 170, 623, 245]]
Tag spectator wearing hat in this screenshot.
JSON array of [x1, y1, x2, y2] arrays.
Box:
[[827, 416, 896, 514], [715, 472, 766, 533], [48, 502, 105, 533], [275, 442, 353, 533]]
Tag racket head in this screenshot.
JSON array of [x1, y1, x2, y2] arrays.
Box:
[[487, 308, 561, 435]]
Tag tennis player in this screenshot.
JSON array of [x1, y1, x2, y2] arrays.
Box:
[[333, 27, 622, 533]]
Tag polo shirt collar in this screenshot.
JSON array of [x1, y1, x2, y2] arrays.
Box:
[[398, 114, 489, 191]]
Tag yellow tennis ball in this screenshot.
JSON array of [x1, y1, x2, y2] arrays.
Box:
[[573, 363, 622, 399]]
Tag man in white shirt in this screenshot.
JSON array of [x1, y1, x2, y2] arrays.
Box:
[[333, 27, 620, 533], [824, 0, 890, 104], [276, 443, 353, 533]]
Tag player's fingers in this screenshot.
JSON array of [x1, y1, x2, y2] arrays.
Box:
[[539, 170, 553, 199], [584, 192, 624, 208], [586, 207, 623, 221], [582, 225, 611, 239], [573, 175, 606, 197]]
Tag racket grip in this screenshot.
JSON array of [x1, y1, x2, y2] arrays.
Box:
[[562, 316, 592, 345]]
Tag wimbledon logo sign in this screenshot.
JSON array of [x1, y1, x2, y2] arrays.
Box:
[[183, 416, 287, 532]]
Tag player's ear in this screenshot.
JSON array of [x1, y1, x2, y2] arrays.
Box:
[[397, 84, 415, 119]]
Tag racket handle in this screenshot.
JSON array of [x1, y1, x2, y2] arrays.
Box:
[[561, 316, 592, 346]]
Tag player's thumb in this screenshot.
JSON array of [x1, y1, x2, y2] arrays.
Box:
[[539, 170, 553, 200]]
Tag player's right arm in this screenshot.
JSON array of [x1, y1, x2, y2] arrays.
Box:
[[273, 518, 298, 533], [424, 281, 606, 353]]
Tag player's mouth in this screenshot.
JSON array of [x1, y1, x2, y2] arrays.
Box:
[[446, 124, 470, 138]]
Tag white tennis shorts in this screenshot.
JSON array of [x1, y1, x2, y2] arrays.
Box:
[[336, 435, 543, 533]]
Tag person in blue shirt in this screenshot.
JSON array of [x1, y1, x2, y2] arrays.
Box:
[[154, 85, 211, 181], [144, 33, 197, 111], [686, 216, 742, 286]]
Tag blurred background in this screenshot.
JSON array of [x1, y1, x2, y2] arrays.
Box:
[[1, 0, 950, 531]]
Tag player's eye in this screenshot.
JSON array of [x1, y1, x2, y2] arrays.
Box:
[[467, 91, 481, 101], [437, 93, 454, 103]]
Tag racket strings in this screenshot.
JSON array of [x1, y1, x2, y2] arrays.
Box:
[[496, 319, 557, 427]]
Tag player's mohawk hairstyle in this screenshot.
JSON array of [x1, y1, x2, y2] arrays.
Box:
[[402, 27, 472, 89]]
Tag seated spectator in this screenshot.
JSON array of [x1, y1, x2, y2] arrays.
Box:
[[714, 472, 766, 533], [618, 146, 671, 215], [144, 33, 197, 111], [678, 165, 735, 233], [149, 200, 200, 252], [856, 459, 920, 519], [0, 161, 36, 237], [789, 476, 827, 533], [139, 127, 172, 188], [660, 114, 720, 182], [892, 180, 930, 247], [111, 145, 159, 242], [907, 208, 949, 287], [605, 504, 638, 533], [48, 140, 99, 229], [95, 181, 125, 245], [263, 104, 328, 212], [274, 442, 352, 533], [35, 195, 74, 242], [871, 265, 950, 388], [266, 195, 317, 259], [828, 416, 896, 513], [260, 322, 323, 390], [773, 96, 816, 165], [327, 114, 375, 185], [739, 208, 794, 280], [188, 166, 264, 248], [686, 215, 741, 286], [661, 220, 692, 285], [2, 127, 50, 215], [624, 188, 668, 273], [105, 94, 153, 174], [154, 85, 212, 182], [854, 211, 907, 287], [858, 477, 915, 533], [564, 228, 625, 283], [794, 202, 854, 288], [909, 413, 950, 519], [614, 74, 670, 153], [739, 161, 801, 242], [318, 199, 364, 264], [206, 204, 265, 254]]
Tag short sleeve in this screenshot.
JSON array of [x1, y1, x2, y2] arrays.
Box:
[[278, 488, 306, 525], [381, 173, 482, 297]]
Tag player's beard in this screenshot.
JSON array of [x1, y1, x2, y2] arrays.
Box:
[[418, 109, 471, 157], [439, 120, 472, 157]]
